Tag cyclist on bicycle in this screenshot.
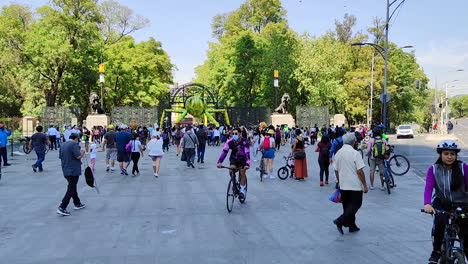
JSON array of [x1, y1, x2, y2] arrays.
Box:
[[217, 127, 250, 198], [423, 140, 468, 263]]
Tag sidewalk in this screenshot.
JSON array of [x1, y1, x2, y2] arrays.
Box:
[[0, 142, 432, 263]]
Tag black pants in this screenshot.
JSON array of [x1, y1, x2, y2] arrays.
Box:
[[335, 190, 363, 228], [0, 147, 7, 165], [275, 139, 281, 150], [131, 152, 140, 174], [432, 199, 468, 253], [49, 135, 57, 150], [184, 148, 196, 166], [163, 139, 169, 151], [318, 159, 330, 181], [59, 176, 81, 209]]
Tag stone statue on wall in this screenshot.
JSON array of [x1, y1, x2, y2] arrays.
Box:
[[274, 93, 291, 114], [89, 92, 104, 114]]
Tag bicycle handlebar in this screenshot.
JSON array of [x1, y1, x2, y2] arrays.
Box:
[[421, 208, 467, 218]]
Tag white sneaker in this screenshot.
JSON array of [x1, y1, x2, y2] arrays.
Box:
[[263, 174, 269, 179], [370, 185, 374, 190], [269, 174, 276, 179], [380, 186, 385, 191]]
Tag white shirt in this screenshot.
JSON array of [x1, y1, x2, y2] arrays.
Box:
[[147, 138, 163, 156], [213, 129, 220, 137], [130, 140, 142, 153], [63, 129, 72, 141], [333, 144, 366, 191], [47, 127, 58, 136], [89, 148, 97, 159]]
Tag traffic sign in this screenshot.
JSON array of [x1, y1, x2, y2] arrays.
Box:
[[380, 93, 391, 103]]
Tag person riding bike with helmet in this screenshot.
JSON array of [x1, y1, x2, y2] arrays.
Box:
[[423, 140, 468, 263], [217, 127, 250, 198]]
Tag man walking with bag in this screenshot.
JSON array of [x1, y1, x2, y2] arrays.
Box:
[[57, 133, 86, 216], [333, 133, 368, 234]]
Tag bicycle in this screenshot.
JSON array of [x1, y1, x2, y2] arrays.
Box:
[[18, 137, 32, 154], [221, 166, 248, 213], [382, 154, 396, 194], [367, 144, 410, 176], [277, 155, 295, 180], [421, 206, 467, 264]]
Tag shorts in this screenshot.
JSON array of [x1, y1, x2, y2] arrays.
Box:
[[117, 149, 130, 162], [141, 139, 147, 145], [263, 148, 275, 159], [106, 148, 117, 160], [150, 155, 163, 160], [230, 159, 247, 168], [369, 158, 384, 173]]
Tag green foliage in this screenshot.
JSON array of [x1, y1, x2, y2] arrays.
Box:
[[197, 0, 430, 127], [450, 96, 468, 118], [0, 0, 174, 120]]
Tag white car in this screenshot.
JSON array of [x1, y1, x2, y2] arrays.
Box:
[[396, 125, 414, 139]]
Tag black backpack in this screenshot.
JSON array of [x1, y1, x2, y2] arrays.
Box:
[[320, 147, 330, 160]]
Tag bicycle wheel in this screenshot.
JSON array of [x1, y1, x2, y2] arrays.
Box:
[[385, 172, 392, 195], [226, 178, 235, 213], [388, 155, 410, 176], [259, 159, 264, 182], [239, 177, 247, 204], [23, 143, 31, 154], [277, 166, 289, 180], [453, 251, 466, 264]]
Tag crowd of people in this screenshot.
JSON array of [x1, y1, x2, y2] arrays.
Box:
[[1, 119, 467, 264]]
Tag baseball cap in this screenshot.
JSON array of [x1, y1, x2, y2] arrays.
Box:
[[108, 124, 114, 129]]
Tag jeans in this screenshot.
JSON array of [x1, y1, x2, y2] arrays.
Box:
[[34, 149, 46, 170], [0, 146, 8, 165], [197, 144, 206, 162], [49, 135, 57, 150], [59, 176, 81, 209], [318, 159, 330, 181], [335, 190, 363, 228], [184, 148, 196, 166], [131, 152, 140, 174], [163, 139, 169, 151], [56, 137, 61, 148]]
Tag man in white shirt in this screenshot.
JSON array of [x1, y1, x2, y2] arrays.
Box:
[[47, 125, 58, 150], [63, 126, 72, 141], [333, 132, 368, 235]]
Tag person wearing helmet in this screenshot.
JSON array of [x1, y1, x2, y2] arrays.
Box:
[[259, 129, 276, 179], [423, 140, 468, 263]]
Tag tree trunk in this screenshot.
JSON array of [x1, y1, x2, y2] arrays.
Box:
[[45, 82, 59, 107]]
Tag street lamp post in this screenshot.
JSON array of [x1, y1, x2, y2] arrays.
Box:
[[351, 0, 408, 132]]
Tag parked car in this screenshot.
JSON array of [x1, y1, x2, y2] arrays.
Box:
[[396, 125, 414, 139]]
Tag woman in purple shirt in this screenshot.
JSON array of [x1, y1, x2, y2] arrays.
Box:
[[423, 140, 468, 263]]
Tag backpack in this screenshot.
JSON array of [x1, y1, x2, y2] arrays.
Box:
[[335, 139, 343, 154], [162, 132, 169, 140], [320, 146, 330, 160], [263, 137, 271, 150], [373, 138, 386, 159], [125, 140, 132, 153]]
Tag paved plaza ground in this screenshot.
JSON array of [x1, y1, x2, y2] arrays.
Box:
[[0, 136, 435, 263]]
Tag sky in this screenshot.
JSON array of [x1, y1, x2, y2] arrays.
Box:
[[3, 0, 468, 96]]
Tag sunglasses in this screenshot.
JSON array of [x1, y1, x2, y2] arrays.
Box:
[[232, 133, 239, 135]]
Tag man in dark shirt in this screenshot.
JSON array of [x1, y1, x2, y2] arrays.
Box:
[[196, 125, 207, 163], [102, 125, 117, 172], [29, 126, 49, 172], [115, 125, 132, 175], [57, 133, 85, 216]]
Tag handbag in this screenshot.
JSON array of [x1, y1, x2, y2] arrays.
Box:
[[329, 188, 342, 203], [83, 154, 99, 193], [180, 150, 187, 161], [293, 150, 306, 160]]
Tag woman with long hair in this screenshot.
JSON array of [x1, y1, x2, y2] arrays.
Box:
[[292, 128, 307, 181], [315, 134, 332, 186], [423, 140, 468, 263]]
